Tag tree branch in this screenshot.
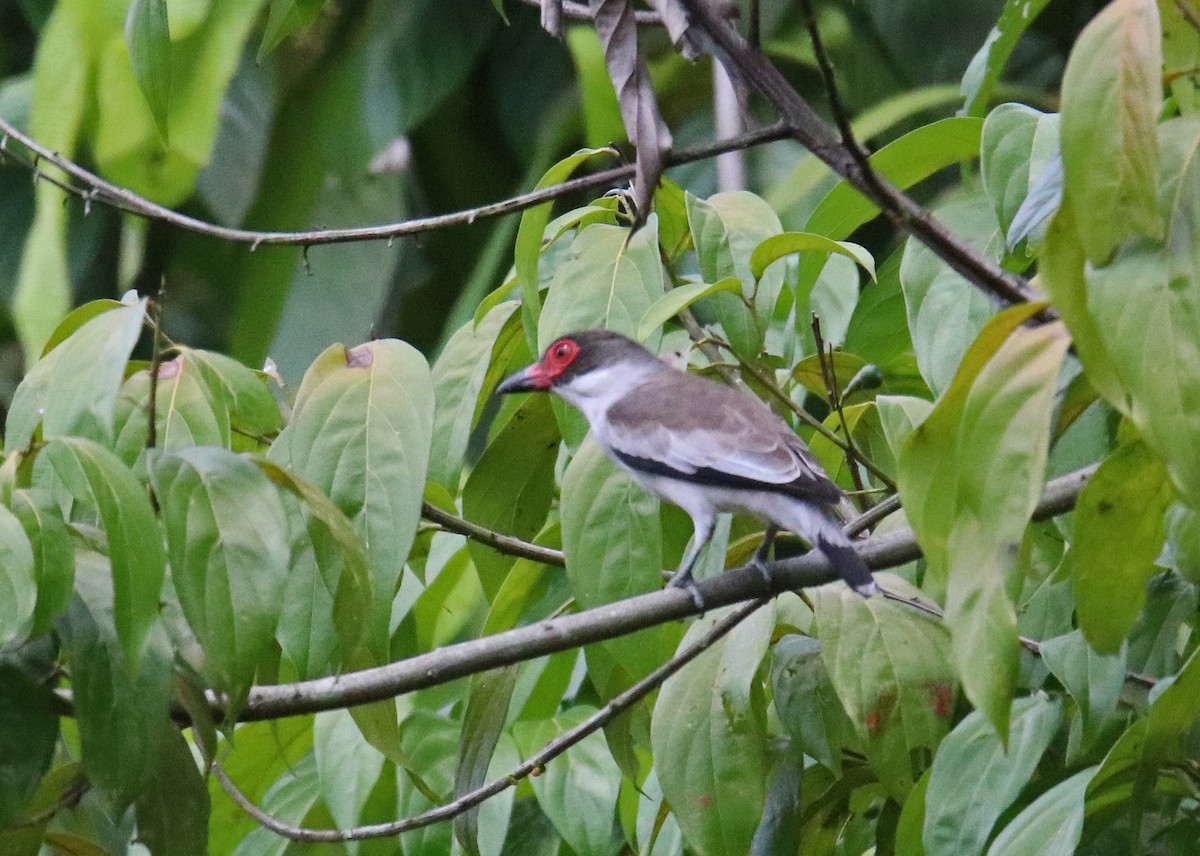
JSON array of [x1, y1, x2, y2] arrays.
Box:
[[674, 0, 1041, 309], [422, 502, 565, 566], [222, 464, 1095, 722], [0, 116, 788, 249], [209, 598, 766, 842]]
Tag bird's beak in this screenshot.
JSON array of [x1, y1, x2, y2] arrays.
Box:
[[497, 362, 552, 394]]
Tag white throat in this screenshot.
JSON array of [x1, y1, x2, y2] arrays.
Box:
[[553, 361, 664, 429]]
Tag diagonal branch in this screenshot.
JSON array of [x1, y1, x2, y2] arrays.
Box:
[[422, 502, 565, 566], [0, 116, 788, 250], [674, 0, 1041, 308], [210, 598, 767, 842], [225, 464, 1094, 722]]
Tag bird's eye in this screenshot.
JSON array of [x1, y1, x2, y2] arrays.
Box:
[[546, 339, 578, 371]]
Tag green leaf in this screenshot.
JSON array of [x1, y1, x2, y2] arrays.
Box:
[[6, 298, 147, 453], [1163, 503, 1200, 584], [539, 218, 667, 354], [985, 767, 1097, 856], [514, 707, 623, 856], [0, 763, 85, 856], [1039, 630, 1126, 742], [313, 708, 386, 832], [981, 104, 1060, 236], [566, 26, 625, 147], [1072, 441, 1173, 654], [13, 3, 91, 361], [959, 0, 1054, 117], [36, 438, 166, 666], [152, 447, 290, 702], [804, 117, 984, 243], [1065, 119, 1200, 505], [1059, 0, 1163, 263], [124, 0, 171, 142], [95, 1, 266, 206], [812, 575, 955, 798], [1092, 644, 1200, 794], [207, 718, 313, 855], [61, 554, 172, 812], [515, 148, 618, 344], [454, 665, 518, 856], [685, 192, 784, 356], [135, 722, 209, 856], [899, 192, 1005, 395], [636, 277, 741, 342], [750, 232, 876, 282], [0, 502, 35, 648], [429, 302, 520, 490], [771, 635, 851, 774], [0, 666, 59, 828], [923, 696, 1062, 856], [256, 459, 371, 676], [898, 306, 1069, 737], [462, 395, 560, 598], [257, 0, 323, 61], [269, 340, 434, 662], [395, 712, 460, 855], [114, 348, 282, 465], [228, 753, 320, 856], [562, 438, 675, 684], [651, 603, 774, 856]]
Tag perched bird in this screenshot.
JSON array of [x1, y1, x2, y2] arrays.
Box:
[[497, 329, 876, 606]]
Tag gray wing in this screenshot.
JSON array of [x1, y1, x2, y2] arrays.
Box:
[[604, 372, 843, 503]]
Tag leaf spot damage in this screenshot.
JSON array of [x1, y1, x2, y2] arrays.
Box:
[[345, 343, 374, 368]]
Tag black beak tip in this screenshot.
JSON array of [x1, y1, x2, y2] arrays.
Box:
[[497, 367, 539, 395]]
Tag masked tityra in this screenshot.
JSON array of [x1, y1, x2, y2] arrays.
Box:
[[497, 329, 877, 606]]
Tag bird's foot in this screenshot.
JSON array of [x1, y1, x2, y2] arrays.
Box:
[[749, 555, 774, 592], [667, 569, 706, 611]]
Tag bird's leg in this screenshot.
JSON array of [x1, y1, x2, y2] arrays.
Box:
[[668, 518, 714, 611], [750, 525, 779, 590]]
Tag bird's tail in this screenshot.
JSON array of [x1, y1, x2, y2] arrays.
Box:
[[782, 504, 877, 597]]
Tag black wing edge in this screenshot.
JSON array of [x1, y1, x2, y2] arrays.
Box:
[[612, 450, 843, 504]]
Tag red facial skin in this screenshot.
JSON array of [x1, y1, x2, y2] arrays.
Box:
[[497, 337, 579, 393], [539, 337, 579, 384]]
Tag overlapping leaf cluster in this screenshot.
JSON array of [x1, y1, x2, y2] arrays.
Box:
[[3, 1, 1200, 855]]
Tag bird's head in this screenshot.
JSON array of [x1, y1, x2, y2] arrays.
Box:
[[497, 329, 667, 401]]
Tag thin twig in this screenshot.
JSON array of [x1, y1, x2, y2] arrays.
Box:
[[0, 116, 789, 249], [210, 599, 767, 842], [733, 351, 897, 490], [422, 502, 565, 566], [146, 282, 167, 451], [811, 315, 869, 507]]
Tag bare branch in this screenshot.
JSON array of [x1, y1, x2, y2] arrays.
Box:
[[0, 117, 788, 250], [674, 0, 1042, 309], [210, 599, 767, 842], [422, 502, 565, 566], [223, 464, 1095, 722]]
